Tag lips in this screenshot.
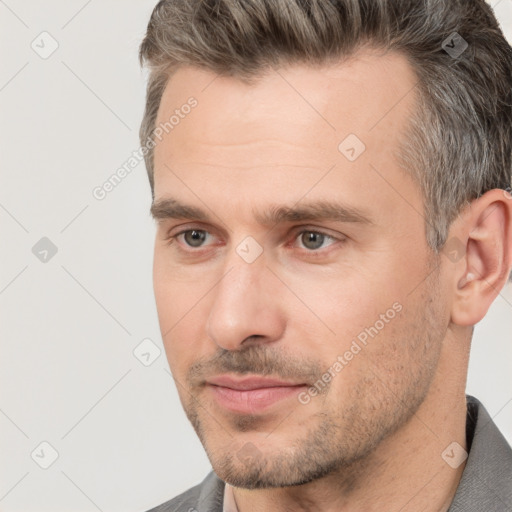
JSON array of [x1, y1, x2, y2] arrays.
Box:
[[207, 375, 305, 390], [205, 374, 307, 414]]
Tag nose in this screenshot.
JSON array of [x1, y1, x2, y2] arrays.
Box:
[[205, 251, 286, 351]]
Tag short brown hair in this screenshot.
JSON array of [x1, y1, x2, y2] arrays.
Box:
[[139, 0, 512, 253]]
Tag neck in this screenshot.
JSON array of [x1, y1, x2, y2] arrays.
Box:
[[232, 342, 470, 512]]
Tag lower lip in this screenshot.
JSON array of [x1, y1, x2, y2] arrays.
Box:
[[207, 384, 307, 414]]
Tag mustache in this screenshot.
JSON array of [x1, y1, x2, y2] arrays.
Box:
[[187, 345, 323, 387]]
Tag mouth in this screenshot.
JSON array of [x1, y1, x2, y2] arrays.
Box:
[[205, 374, 308, 414]]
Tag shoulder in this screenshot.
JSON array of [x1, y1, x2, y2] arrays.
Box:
[[449, 395, 512, 511], [145, 470, 225, 512]]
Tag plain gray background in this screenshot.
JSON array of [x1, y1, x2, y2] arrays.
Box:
[[1, 1, 511, 511]]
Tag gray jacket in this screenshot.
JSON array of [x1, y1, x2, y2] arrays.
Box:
[[145, 395, 512, 511]]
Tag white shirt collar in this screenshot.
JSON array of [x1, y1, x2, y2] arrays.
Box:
[[222, 482, 240, 512]]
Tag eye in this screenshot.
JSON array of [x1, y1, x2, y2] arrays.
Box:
[[293, 230, 337, 251], [167, 229, 214, 249], [181, 229, 208, 247], [165, 227, 342, 255]]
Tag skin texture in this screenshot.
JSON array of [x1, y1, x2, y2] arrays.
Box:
[[151, 49, 512, 511]]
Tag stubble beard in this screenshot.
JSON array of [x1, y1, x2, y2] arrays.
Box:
[[180, 263, 446, 490]]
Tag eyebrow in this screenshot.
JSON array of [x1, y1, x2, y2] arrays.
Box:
[[150, 197, 375, 227]]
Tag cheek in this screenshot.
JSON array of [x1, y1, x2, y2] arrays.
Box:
[[283, 269, 402, 340], [282, 272, 413, 396], [153, 253, 207, 373], [158, 308, 206, 382], [153, 245, 207, 325]]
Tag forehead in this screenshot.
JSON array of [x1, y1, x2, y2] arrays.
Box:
[[152, 49, 422, 231], [155, 48, 418, 148]]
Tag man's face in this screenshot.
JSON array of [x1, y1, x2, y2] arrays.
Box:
[[152, 50, 450, 488]]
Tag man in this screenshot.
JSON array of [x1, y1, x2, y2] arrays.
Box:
[[139, 0, 512, 510]]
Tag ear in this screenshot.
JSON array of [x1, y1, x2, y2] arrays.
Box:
[[448, 188, 512, 326]]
